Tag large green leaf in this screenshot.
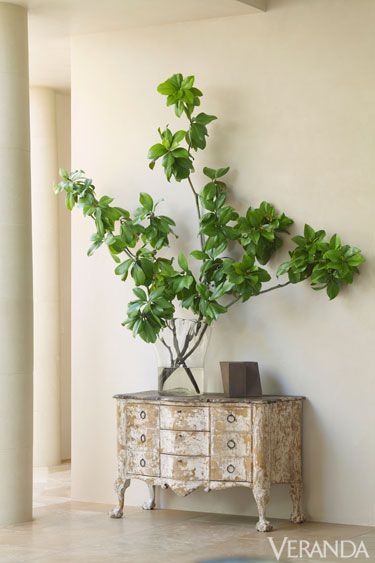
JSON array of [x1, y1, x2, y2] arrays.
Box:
[[139, 192, 154, 212], [148, 143, 167, 160]]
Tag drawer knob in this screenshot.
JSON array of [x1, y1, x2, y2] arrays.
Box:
[[227, 439, 236, 450], [227, 414, 236, 423], [140, 458, 146, 467], [227, 464, 235, 474], [140, 434, 146, 443], [140, 410, 146, 420]]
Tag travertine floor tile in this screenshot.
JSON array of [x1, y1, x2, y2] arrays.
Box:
[[0, 465, 373, 562]]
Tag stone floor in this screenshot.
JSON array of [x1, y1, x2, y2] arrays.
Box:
[[0, 466, 373, 563]]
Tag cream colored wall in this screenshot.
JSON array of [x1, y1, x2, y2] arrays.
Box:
[[56, 93, 71, 461], [30, 89, 71, 465], [70, 0, 375, 525]]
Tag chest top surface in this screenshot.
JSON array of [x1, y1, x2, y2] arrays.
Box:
[[114, 390, 304, 403]]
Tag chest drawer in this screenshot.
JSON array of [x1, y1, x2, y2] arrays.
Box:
[[126, 450, 160, 477], [211, 432, 251, 457], [160, 430, 209, 456], [160, 405, 209, 431], [210, 406, 251, 433], [161, 454, 209, 481], [210, 456, 251, 482], [126, 426, 159, 450], [126, 403, 159, 429]]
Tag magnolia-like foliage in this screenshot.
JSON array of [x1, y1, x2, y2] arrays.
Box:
[[54, 73, 365, 345]]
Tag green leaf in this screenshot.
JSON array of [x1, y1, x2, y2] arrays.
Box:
[[139, 258, 154, 281], [346, 253, 365, 267], [304, 224, 315, 241], [194, 113, 217, 125], [178, 252, 189, 272], [171, 148, 190, 159], [157, 78, 178, 95], [216, 166, 230, 178], [172, 130, 186, 145], [66, 192, 75, 211], [59, 167, 69, 179], [115, 258, 133, 278], [327, 279, 340, 300], [182, 75, 195, 89], [132, 263, 146, 286], [98, 195, 113, 207], [191, 250, 208, 260], [148, 143, 167, 160], [139, 192, 154, 212], [330, 234, 341, 249], [203, 166, 230, 180], [133, 287, 147, 301]]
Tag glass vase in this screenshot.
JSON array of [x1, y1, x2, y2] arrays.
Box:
[[154, 318, 210, 396]]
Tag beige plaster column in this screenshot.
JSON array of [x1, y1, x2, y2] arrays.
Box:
[[30, 88, 61, 467], [0, 3, 33, 525]]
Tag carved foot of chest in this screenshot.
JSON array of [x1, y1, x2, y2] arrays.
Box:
[[142, 485, 156, 510], [290, 481, 305, 523], [111, 392, 305, 531]]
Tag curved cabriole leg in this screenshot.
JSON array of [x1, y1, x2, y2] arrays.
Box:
[[110, 478, 131, 518], [290, 481, 305, 524], [142, 485, 156, 510], [252, 484, 273, 532]]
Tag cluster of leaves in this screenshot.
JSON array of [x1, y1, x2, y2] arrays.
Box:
[[54, 72, 365, 345], [148, 73, 217, 183], [276, 225, 365, 299]]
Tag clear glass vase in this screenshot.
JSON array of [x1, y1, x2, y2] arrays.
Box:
[[154, 318, 210, 396]]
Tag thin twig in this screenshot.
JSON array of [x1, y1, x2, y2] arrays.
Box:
[[187, 176, 205, 251], [258, 281, 291, 295]]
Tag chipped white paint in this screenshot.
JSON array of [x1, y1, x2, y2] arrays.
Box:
[[161, 454, 209, 481], [126, 449, 160, 477], [111, 392, 304, 532], [211, 405, 252, 433], [211, 431, 251, 457], [160, 430, 209, 456], [210, 456, 251, 482], [160, 405, 209, 431]]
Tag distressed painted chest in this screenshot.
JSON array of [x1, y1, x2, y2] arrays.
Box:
[[110, 391, 305, 531]]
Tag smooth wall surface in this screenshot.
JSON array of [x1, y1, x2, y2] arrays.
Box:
[[71, 0, 375, 525], [30, 90, 71, 466], [56, 92, 71, 461]]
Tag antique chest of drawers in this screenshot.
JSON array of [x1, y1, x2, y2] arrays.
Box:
[[110, 391, 305, 531]]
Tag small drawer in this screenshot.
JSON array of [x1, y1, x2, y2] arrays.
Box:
[[160, 430, 209, 456], [211, 432, 251, 457], [210, 406, 251, 433], [160, 405, 209, 431], [160, 454, 209, 481], [126, 403, 159, 429], [127, 450, 160, 477], [126, 426, 159, 450], [210, 456, 251, 482]]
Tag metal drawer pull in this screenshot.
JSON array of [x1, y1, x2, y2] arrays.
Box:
[[140, 434, 146, 443], [140, 458, 146, 467], [227, 464, 235, 474], [177, 410, 182, 414], [227, 414, 236, 423], [140, 410, 146, 419], [227, 439, 236, 449]]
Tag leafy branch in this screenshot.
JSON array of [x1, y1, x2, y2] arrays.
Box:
[[54, 72, 365, 350]]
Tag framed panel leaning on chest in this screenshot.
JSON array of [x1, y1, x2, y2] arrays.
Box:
[[110, 391, 305, 532]]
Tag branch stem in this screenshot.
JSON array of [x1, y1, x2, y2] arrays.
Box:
[[258, 281, 291, 295], [187, 176, 205, 251]]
